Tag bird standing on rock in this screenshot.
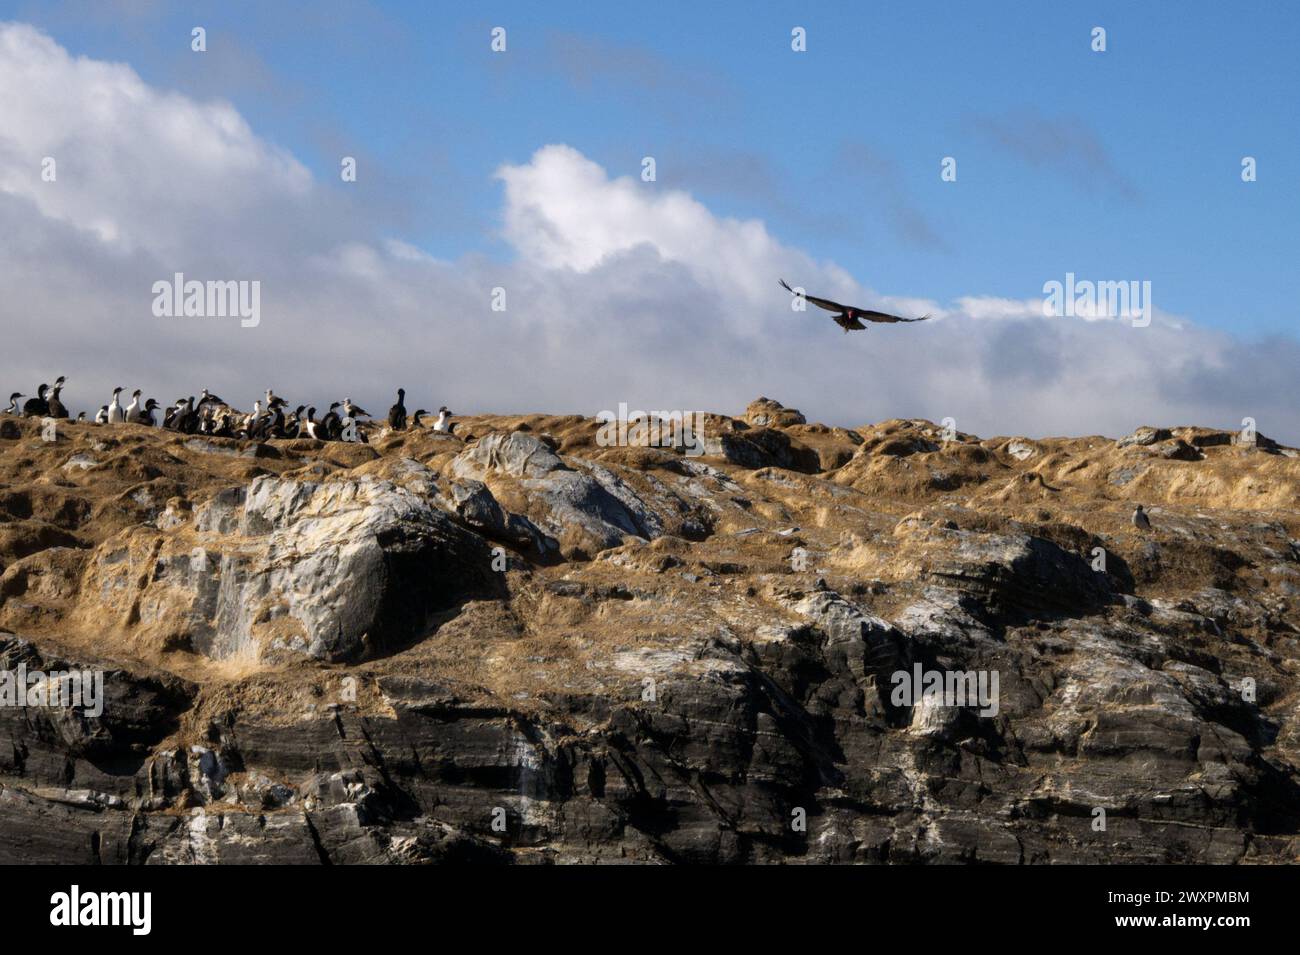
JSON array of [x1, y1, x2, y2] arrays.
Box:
[[240, 399, 262, 437], [321, 402, 342, 440], [432, 406, 456, 434], [128, 397, 159, 425], [262, 398, 287, 438], [1132, 505, 1152, 532], [123, 389, 142, 423], [285, 405, 305, 438], [46, 377, 68, 419], [0, 378, 465, 445], [176, 397, 200, 433], [106, 387, 126, 424], [22, 384, 49, 417], [387, 388, 407, 430]]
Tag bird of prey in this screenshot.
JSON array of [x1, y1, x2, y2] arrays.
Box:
[[780, 279, 929, 333], [1132, 504, 1151, 531]]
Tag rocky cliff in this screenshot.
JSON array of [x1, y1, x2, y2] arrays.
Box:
[[1, 399, 1298, 864]]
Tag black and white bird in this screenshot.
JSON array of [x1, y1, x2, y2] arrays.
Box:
[[432, 406, 456, 434], [4, 392, 22, 415], [183, 397, 202, 433], [123, 389, 142, 423], [241, 400, 263, 437], [285, 405, 305, 438], [106, 387, 126, 424], [162, 399, 184, 430], [259, 399, 287, 438], [164, 396, 198, 432], [410, 409, 427, 430], [46, 377, 68, 419], [779, 279, 929, 333], [1132, 504, 1152, 532], [320, 402, 343, 440], [94, 405, 109, 424], [127, 396, 158, 425], [387, 388, 407, 430], [22, 384, 49, 417], [342, 397, 369, 420]]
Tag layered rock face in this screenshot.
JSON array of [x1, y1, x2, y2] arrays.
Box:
[[0, 402, 1297, 863]]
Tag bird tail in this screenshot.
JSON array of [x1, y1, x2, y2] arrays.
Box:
[[779, 278, 794, 294]]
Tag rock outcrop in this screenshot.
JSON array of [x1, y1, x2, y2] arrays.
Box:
[[0, 402, 1297, 864], [78, 475, 497, 662]]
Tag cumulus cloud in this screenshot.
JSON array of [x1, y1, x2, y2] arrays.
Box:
[[0, 24, 311, 255], [0, 24, 1295, 443]]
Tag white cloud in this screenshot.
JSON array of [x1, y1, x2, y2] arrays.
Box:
[[0, 24, 1295, 444], [0, 23, 310, 260], [496, 144, 832, 321]]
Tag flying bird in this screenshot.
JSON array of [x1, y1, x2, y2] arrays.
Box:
[[780, 279, 929, 333]]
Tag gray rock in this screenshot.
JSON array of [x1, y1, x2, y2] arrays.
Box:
[[451, 431, 564, 479], [703, 429, 819, 472], [1157, 438, 1202, 461], [1117, 426, 1172, 448], [1005, 439, 1037, 460], [445, 479, 556, 553], [523, 467, 660, 551]]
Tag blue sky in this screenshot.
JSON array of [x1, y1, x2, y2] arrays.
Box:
[[14, 0, 1298, 337], [1, 2, 1297, 439]]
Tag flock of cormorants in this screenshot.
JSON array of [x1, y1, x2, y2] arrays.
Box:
[[4, 378, 456, 442]]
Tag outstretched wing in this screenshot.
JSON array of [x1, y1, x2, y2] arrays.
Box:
[[780, 278, 847, 314], [857, 310, 930, 324]]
